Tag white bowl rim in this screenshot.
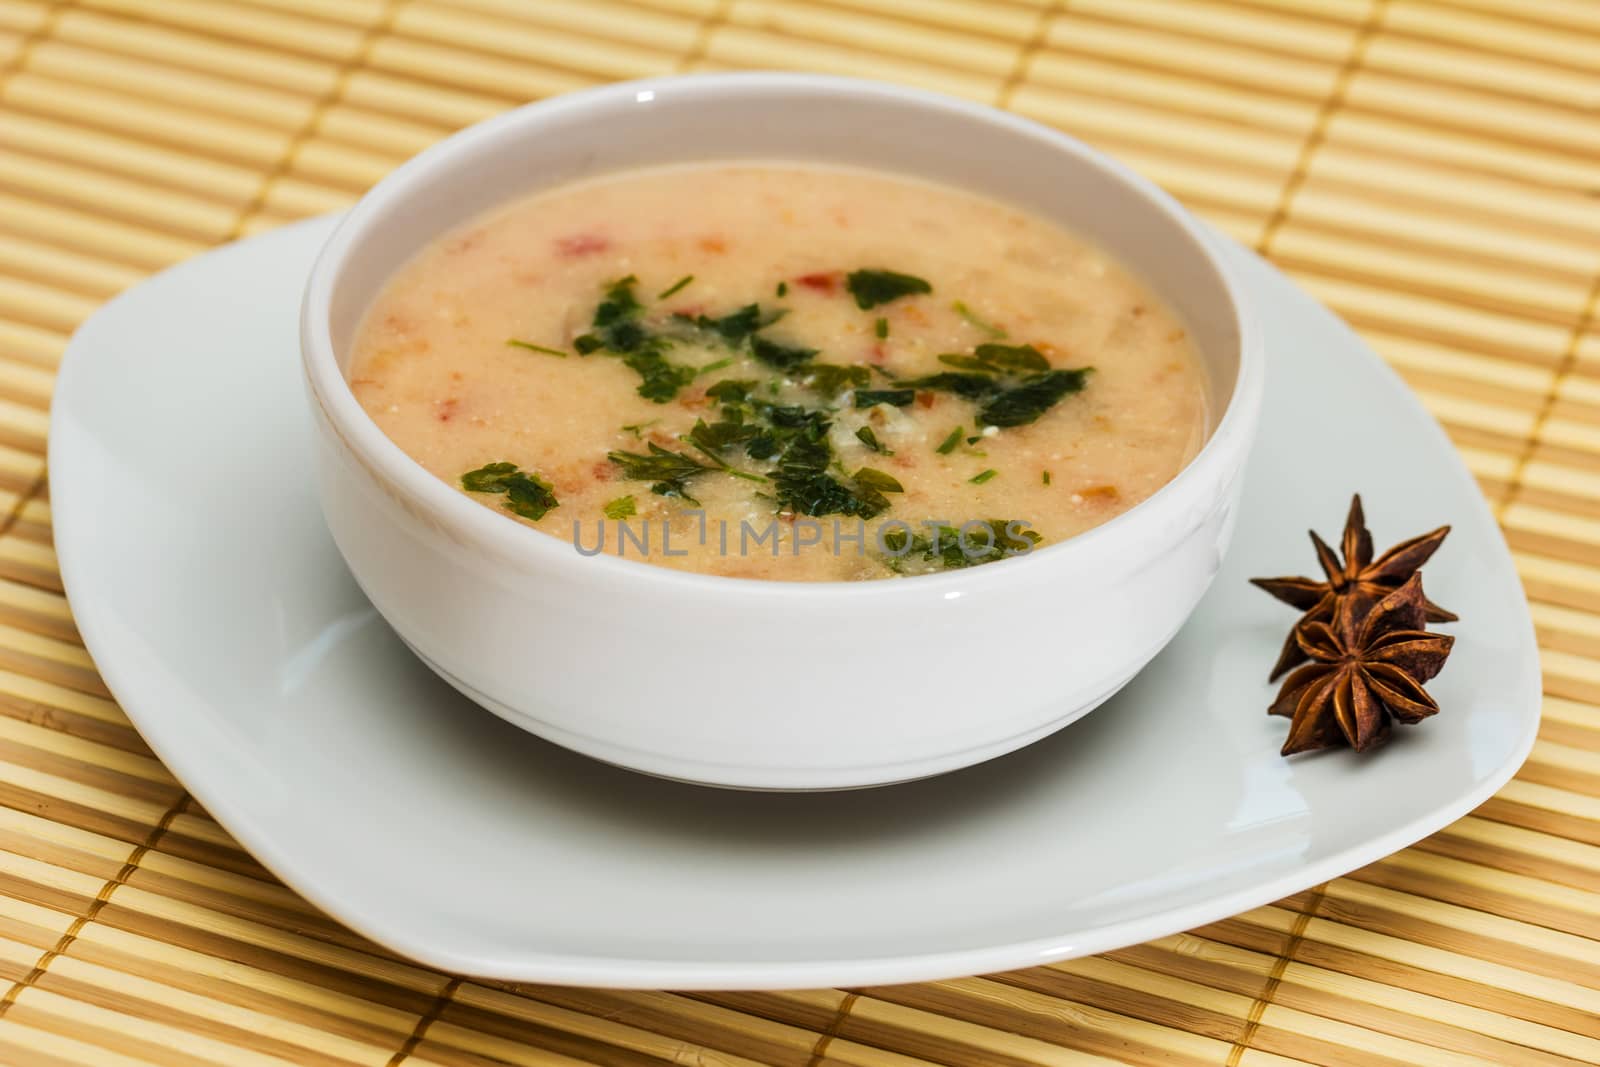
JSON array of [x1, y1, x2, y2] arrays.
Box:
[[301, 71, 1265, 600]]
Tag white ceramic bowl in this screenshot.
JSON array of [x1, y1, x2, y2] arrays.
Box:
[[301, 73, 1264, 790]]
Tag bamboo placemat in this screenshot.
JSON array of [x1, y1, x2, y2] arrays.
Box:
[[0, 0, 1596, 1063]]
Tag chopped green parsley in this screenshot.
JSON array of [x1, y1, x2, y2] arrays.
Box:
[[854, 388, 915, 409], [498, 270, 1094, 561], [460, 462, 559, 521], [881, 520, 1040, 574], [846, 269, 931, 309], [658, 274, 694, 299], [855, 425, 892, 455], [506, 339, 567, 357], [952, 300, 1006, 338]]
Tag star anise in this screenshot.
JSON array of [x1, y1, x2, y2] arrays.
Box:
[[1270, 573, 1454, 755], [1251, 495, 1455, 681]]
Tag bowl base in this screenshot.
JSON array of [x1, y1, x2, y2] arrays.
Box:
[[404, 637, 1134, 791]]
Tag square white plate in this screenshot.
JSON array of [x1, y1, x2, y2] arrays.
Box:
[[49, 216, 1539, 989]]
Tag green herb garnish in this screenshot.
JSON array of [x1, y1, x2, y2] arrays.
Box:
[[882, 520, 1041, 574], [800, 363, 870, 396], [897, 372, 995, 399], [681, 422, 768, 483], [1042, 470, 1052, 485], [695, 303, 768, 345], [461, 462, 520, 492], [706, 379, 755, 404], [855, 388, 915, 409], [952, 301, 1006, 338], [621, 419, 657, 439], [772, 436, 893, 519], [757, 402, 830, 433], [506, 339, 567, 357], [684, 419, 771, 482], [460, 462, 559, 520], [688, 417, 761, 455], [854, 467, 905, 494], [607, 443, 712, 482], [658, 274, 694, 299], [607, 443, 715, 504], [577, 275, 645, 353], [675, 303, 788, 349], [574, 276, 697, 403], [565, 274, 1086, 533], [625, 351, 698, 403], [734, 401, 831, 466], [847, 269, 932, 310], [939, 342, 1050, 375], [980, 368, 1092, 427], [750, 334, 819, 373], [855, 425, 892, 454], [905, 341, 1092, 427]]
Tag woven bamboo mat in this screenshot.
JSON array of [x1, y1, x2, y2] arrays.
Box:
[[0, 0, 1596, 1063]]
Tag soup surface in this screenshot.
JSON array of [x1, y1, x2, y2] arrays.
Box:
[[349, 164, 1210, 580]]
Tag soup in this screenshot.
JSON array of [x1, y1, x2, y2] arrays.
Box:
[[348, 164, 1210, 580]]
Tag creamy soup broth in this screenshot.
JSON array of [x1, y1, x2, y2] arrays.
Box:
[[349, 164, 1210, 580]]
